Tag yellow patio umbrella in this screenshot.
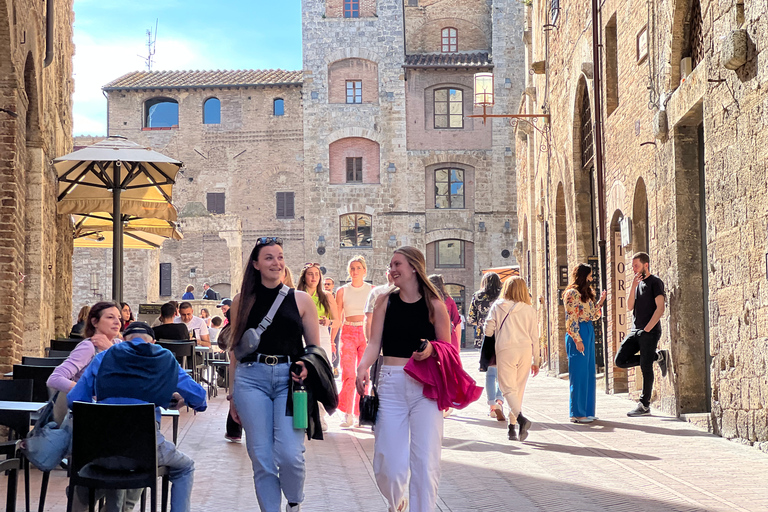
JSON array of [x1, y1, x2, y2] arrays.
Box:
[[73, 213, 182, 250], [54, 136, 182, 301]]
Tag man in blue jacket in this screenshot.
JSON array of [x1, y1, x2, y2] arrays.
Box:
[[68, 322, 207, 512]]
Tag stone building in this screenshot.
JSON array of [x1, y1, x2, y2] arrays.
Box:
[[517, 0, 768, 448], [73, 0, 527, 319], [302, 0, 525, 310], [0, 0, 75, 367], [72, 70, 305, 312]]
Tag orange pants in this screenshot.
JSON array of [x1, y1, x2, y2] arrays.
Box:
[[338, 325, 366, 416]]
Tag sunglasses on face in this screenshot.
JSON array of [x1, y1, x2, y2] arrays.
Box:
[[255, 236, 283, 247]]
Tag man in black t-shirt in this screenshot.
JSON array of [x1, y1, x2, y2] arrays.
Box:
[[152, 302, 190, 341], [615, 252, 670, 416]]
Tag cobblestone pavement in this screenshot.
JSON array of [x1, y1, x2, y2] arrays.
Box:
[[9, 350, 768, 511]]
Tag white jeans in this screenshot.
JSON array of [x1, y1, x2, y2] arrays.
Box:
[[318, 326, 333, 362], [496, 345, 533, 424], [373, 366, 443, 512]]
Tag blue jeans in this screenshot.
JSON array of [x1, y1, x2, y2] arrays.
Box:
[[485, 366, 504, 405], [234, 361, 306, 512]]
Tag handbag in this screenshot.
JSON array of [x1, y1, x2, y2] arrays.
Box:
[[359, 356, 381, 427], [21, 392, 72, 472], [233, 284, 289, 361], [479, 303, 517, 372]]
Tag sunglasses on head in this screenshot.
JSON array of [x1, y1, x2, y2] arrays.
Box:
[[304, 262, 320, 269], [255, 237, 283, 247]]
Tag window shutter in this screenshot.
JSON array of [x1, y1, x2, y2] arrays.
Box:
[[276, 192, 285, 218], [160, 263, 172, 296], [286, 192, 295, 218]]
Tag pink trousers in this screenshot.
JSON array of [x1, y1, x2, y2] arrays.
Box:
[[338, 325, 366, 416]]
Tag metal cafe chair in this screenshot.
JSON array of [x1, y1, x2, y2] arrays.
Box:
[[20, 357, 66, 367]]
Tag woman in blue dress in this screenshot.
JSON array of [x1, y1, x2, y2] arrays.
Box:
[[562, 264, 606, 423]]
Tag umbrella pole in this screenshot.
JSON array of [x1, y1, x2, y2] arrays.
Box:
[[112, 162, 123, 303]]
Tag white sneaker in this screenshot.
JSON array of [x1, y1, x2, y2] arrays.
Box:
[[340, 413, 355, 428], [286, 504, 301, 512], [320, 415, 329, 432]]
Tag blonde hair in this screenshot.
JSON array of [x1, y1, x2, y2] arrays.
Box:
[[346, 255, 367, 278], [282, 266, 295, 288], [502, 276, 531, 305]]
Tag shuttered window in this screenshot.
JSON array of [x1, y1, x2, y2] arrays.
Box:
[[160, 263, 172, 297], [207, 192, 225, 214], [346, 157, 363, 182], [276, 192, 295, 219]]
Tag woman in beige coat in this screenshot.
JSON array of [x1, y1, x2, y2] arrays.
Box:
[[484, 277, 540, 442]]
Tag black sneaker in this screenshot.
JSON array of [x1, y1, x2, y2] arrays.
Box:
[[508, 424, 518, 441], [657, 349, 670, 378], [627, 403, 650, 417], [517, 414, 531, 442]]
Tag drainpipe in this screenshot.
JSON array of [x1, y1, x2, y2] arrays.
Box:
[[591, 0, 609, 390], [43, 0, 54, 67]]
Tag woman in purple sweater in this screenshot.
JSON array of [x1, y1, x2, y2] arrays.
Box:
[[47, 302, 121, 393]]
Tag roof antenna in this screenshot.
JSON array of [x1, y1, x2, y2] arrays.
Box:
[[140, 19, 158, 72]]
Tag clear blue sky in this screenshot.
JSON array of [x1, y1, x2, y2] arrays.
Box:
[[73, 0, 302, 135]]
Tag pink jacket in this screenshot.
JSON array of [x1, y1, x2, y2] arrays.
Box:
[[404, 340, 483, 411]]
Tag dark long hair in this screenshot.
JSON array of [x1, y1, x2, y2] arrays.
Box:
[[231, 241, 280, 352], [566, 263, 595, 303], [85, 301, 120, 338], [119, 302, 134, 322], [297, 266, 334, 319], [480, 272, 502, 302]]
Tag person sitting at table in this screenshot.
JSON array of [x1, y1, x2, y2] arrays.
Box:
[[48, 302, 121, 394], [153, 302, 190, 341], [68, 321, 207, 512], [70, 305, 90, 339], [208, 316, 222, 347], [175, 302, 211, 347]]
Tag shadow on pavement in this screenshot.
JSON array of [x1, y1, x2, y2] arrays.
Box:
[[442, 436, 530, 455], [438, 459, 710, 512], [532, 419, 712, 438], [522, 440, 660, 460]]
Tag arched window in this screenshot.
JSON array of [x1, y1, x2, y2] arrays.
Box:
[[203, 98, 220, 124], [441, 27, 458, 53], [340, 213, 372, 248], [144, 97, 179, 128], [434, 88, 463, 129], [434, 168, 464, 209], [273, 98, 285, 116], [580, 90, 593, 169]]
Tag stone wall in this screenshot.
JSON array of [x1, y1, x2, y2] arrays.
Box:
[[0, 0, 75, 366], [518, 0, 768, 449], [404, 0, 492, 54]]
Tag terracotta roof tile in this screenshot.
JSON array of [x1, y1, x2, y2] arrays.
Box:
[[403, 52, 493, 69], [103, 69, 303, 91]]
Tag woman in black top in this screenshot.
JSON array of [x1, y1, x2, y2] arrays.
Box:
[[356, 246, 451, 512], [228, 237, 320, 512]]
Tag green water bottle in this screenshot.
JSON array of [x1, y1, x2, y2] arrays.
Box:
[[293, 380, 308, 430]]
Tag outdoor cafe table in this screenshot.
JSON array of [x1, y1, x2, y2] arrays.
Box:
[[0, 401, 47, 413], [159, 407, 180, 445]]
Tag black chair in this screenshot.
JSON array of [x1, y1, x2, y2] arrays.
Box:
[[0, 380, 33, 512], [0, 440, 22, 512], [49, 339, 81, 353], [47, 350, 72, 358], [20, 357, 67, 367], [12, 366, 55, 403], [156, 341, 195, 378], [66, 402, 169, 512]]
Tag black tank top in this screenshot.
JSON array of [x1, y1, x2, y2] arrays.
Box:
[[381, 292, 436, 358], [241, 281, 304, 360]]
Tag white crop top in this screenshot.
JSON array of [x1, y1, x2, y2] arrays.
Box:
[[341, 282, 373, 317]]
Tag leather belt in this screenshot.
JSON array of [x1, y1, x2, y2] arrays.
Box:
[[250, 353, 291, 365]]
